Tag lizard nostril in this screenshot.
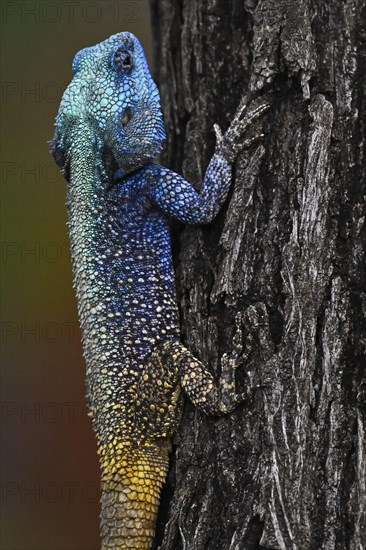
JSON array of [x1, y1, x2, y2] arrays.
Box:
[[121, 107, 132, 126], [113, 47, 133, 73]]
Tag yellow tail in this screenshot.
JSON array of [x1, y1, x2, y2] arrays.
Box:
[[99, 439, 170, 549]]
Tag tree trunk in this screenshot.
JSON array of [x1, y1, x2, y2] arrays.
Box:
[[150, 1, 366, 549]]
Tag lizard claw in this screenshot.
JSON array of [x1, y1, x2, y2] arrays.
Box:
[[234, 383, 269, 406], [243, 302, 269, 330], [214, 123, 224, 145]]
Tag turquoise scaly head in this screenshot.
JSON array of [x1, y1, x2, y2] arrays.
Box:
[[51, 32, 165, 178]]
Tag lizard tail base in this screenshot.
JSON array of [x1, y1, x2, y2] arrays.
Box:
[[99, 440, 170, 549]]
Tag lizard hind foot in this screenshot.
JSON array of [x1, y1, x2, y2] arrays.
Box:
[[217, 303, 270, 413]]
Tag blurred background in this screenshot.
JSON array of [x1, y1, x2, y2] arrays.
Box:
[[1, 2, 152, 548]]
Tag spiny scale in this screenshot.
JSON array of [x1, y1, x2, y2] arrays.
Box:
[[51, 31, 267, 549]]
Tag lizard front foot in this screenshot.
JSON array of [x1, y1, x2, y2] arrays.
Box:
[[214, 96, 271, 163]]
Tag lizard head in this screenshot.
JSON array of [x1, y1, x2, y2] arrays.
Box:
[[51, 32, 165, 179]]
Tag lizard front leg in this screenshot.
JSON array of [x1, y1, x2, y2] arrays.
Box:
[[146, 97, 270, 225]]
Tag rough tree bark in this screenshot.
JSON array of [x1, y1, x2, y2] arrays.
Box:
[[150, 1, 365, 549]]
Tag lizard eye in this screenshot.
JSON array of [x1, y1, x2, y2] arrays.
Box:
[[121, 107, 132, 126], [113, 47, 133, 73]]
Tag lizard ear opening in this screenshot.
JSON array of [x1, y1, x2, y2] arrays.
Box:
[[121, 107, 132, 126]]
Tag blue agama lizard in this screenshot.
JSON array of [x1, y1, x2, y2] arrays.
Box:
[[51, 32, 268, 550]]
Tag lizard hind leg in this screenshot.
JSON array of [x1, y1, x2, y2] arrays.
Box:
[[161, 313, 255, 416], [133, 345, 184, 440]]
